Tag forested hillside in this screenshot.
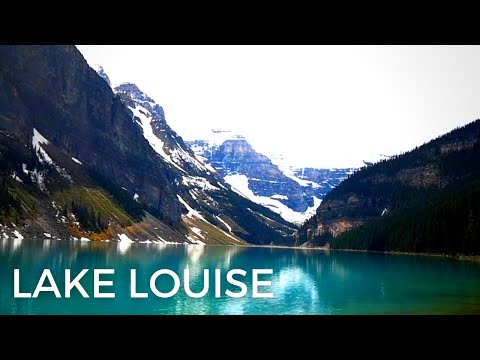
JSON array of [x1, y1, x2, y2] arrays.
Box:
[[297, 120, 480, 255]]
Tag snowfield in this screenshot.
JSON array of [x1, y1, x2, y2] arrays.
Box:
[[224, 174, 321, 224]]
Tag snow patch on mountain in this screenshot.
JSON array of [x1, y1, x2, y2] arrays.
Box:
[[30, 128, 73, 187], [282, 170, 321, 188], [191, 227, 205, 239], [32, 128, 53, 164], [13, 230, 24, 241], [187, 236, 206, 245], [130, 104, 186, 172], [182, 176, 219, 191], [269, 158, 321, 189], [169, 146, 210, 173], [71, 157, 82, 165], [196, 155, 217, 173], [11, 172, 23, 183], [216, 215, 233, 233], [118, 233, 134, 243], [177, 195, 206, 221], [177, 195, 242, 243], [224, 174, 321, 224], [271, 194, 288, 200]]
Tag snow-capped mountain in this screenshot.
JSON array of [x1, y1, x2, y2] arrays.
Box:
[[115, 83, 215, 177], [108, 81, 297, 245], [0, 45, 296, 246], [187, 132, 356, 224]]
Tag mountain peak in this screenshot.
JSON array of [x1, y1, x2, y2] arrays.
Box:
[[115, 83, 165, 120], [92, 64, 112, 88]]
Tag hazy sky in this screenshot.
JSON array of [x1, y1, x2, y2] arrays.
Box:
[[77, 45, 480, 168]]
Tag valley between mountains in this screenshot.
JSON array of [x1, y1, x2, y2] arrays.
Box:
[[1, 45, 479, 256]]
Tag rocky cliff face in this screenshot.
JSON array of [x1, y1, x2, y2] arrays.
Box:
[[188, 135, 321, 224], [292, 167, 356, 198], [0, 45, 296, 245], [296, 120, 480, 247], [114, 82, 212, 178], [188, 133, 355, 224], [213, 138, 310, 211], [0, 45, 183, 226]]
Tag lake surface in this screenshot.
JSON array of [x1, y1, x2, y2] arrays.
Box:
[[1, 238, 480, 314]]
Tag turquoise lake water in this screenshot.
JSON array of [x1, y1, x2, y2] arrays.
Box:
[[1, 239, 480, 314]]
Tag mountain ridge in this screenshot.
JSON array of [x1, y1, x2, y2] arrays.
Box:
[[0, 45, 296, 246], [187, 133, 355, 224], [296, 119, 480, 255]]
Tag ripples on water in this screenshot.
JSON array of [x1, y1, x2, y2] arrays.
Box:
[[1, 237, 480, 314]]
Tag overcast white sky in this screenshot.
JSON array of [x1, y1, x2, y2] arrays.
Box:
[[77, 45, 480, 168]]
